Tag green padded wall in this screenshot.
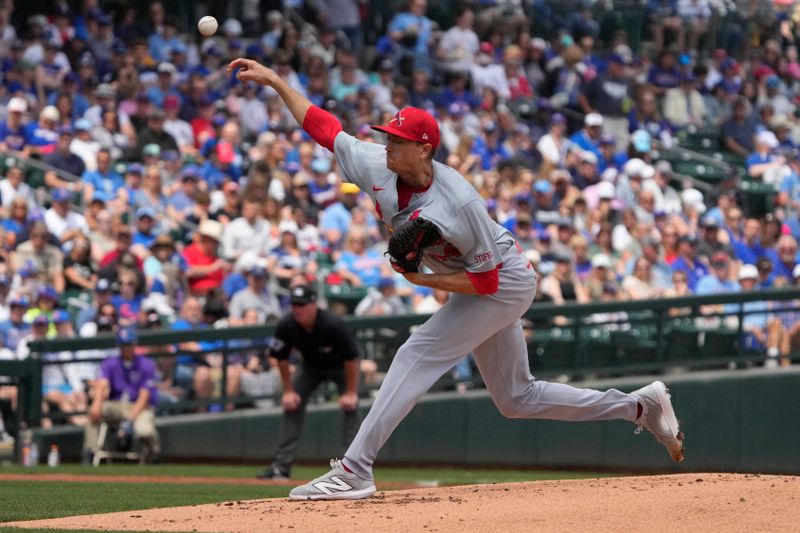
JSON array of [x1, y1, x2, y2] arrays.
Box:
[[37, 368, 800, 474]]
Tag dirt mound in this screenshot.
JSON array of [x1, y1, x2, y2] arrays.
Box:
[[8, 473, 797, 533]]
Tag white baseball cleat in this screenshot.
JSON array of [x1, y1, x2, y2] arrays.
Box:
[[631, 381, 686, 462], [289, 458, 377, 501]]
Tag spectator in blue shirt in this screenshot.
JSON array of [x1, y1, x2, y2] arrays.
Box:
[[82, 149, 124, 205], [0, 97, 29, 153], [569, 113, 604, 162], [320, 183, 360, 251], [0, 296, 30, 356], [388, 0, 434, 66], [671, 235, 709, 291], [747, 130, 785, 179], [334, 228, 386, 288], [766, 235, 799, 279], [132, 207, 159, 249], [25, 106, 60, 155], [166, 172, 198, 222], [148, 16, 182, 63], [647, 50, 682, 96], [732, 218, 767, 265], [696, 252, 739, 295], [145, 62, 182, 107]]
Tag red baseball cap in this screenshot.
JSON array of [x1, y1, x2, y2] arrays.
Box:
[[371, 107, 440, 149]]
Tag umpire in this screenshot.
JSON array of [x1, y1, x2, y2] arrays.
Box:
[[257, 284, 362, 479]]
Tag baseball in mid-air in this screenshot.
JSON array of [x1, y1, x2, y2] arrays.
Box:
[[197, 16, 218, 37]]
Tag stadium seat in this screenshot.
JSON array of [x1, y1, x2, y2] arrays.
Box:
[[700, 329, 739, 360]]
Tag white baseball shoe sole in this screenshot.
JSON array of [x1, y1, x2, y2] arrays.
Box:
[[289, 459, 377, 501], [631, 381, 686, 462]]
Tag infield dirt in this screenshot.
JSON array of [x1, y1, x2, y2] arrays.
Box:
[[8, 473, 798, 532]]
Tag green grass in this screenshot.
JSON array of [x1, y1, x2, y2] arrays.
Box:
[[0, 463, 613, 485], [0, 527, 188, 533], [0, 481, 288, 523]]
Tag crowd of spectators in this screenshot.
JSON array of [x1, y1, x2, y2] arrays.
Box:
[[1, 0, 800, 430]]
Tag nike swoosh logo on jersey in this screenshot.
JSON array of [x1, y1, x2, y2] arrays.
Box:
[[372, 186, 385, 191]]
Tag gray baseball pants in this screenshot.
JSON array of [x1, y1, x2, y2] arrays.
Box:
[[343, 249, 639, 480]]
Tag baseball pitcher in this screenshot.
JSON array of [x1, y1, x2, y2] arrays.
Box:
[[227, 58, 685, 501]]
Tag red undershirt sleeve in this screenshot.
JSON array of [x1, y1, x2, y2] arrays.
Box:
[[301, 105, 343, 152], [465, 265, 501, 295]]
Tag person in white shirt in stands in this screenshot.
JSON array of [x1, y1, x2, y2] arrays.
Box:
[[663, 72, 707, 129], [436, 5, 479, 74], [355, 277, 409, 316], [221, 194, 273, 262], [69, 119, 100, 171], [43, 187, 89, 246], [470, 42, 509, 102], [0, 161, 36, 212], [162, 95, 195, 155], [536, 113, 570, 170]]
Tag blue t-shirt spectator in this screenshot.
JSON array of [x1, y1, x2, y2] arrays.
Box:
[[83, 168, 124, 202], [0, 122, 28, 151], [671, 256, 709, 291], [732, 239, 767, 265], [334, 249, 384, 288], [388, 11, 433, 56]]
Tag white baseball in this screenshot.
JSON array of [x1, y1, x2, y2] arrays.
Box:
[[197, 16, 218, 37]]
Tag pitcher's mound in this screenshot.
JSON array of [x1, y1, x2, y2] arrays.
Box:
[[9, 473, 797, 532]]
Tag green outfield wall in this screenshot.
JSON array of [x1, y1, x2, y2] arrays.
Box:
[[38, 368, 800, 474]]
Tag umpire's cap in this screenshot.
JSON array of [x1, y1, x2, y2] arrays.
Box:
[[289, 285, 317, 305]]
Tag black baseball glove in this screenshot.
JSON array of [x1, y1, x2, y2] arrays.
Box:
[[386, 218, 441, 273]]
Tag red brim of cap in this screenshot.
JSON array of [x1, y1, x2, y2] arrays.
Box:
[[371, 124, 429, 145]]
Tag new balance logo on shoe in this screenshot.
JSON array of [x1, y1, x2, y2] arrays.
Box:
[[312, 476, 354, 495]]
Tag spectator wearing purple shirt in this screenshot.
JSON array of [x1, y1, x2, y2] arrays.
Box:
[[83, 327, 160, 463]]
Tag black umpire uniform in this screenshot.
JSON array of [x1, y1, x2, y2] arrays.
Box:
[[258, 285, 362, 479]]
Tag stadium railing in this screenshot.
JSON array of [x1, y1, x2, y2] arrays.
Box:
[[2, 287, 798, 431]]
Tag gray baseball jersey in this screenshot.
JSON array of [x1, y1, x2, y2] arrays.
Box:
[[335, 133, 513, 275], [331, 131, 639, 480]]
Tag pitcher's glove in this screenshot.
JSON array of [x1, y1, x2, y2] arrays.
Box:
[[386, 218, 441, 273]]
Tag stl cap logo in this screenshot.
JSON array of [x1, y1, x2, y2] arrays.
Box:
[[422, 133, 429, 140], [391, 110, 405, 127]]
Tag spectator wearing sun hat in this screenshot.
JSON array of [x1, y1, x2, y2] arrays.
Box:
[[183, 219, 230, 297]]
